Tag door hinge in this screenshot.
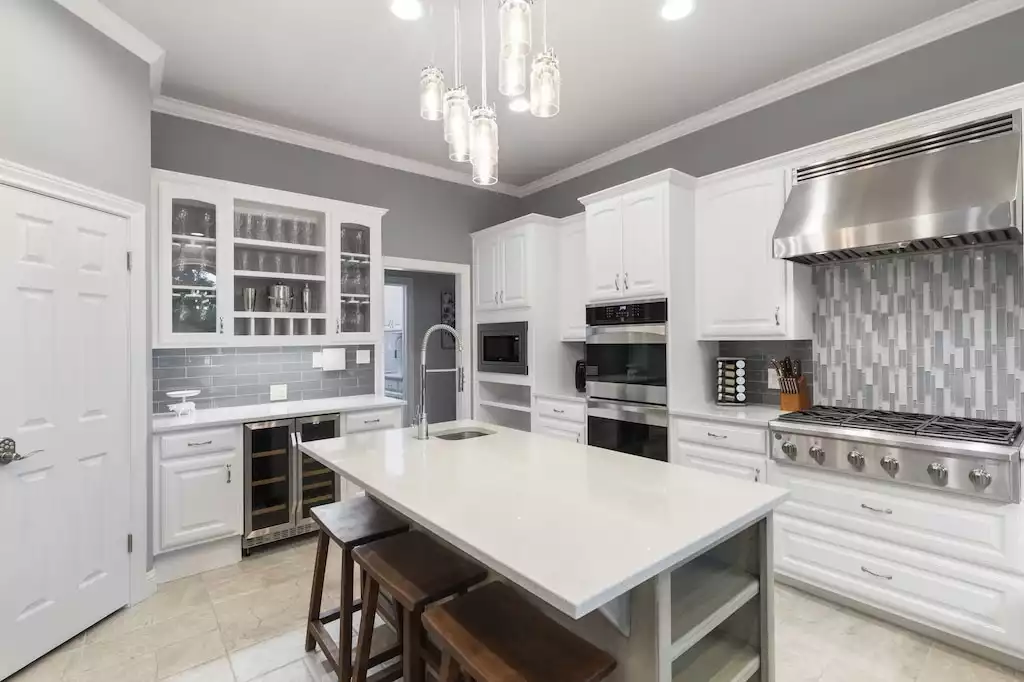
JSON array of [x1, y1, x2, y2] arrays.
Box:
[[126, 251, 133, 271], [127, 533, 133, 554]]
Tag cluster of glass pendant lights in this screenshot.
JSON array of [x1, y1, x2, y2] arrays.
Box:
[[394, 0, 560, 186]]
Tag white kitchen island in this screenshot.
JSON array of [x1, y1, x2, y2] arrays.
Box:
[[300, 421, 788, 682]]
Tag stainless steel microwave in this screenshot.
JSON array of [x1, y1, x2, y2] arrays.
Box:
[[477, 321, 528, 375]]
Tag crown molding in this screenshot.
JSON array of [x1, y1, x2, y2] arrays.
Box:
[[51, 0, 165, 95], [153, 97, 523, 197], [516, 0, 1024, 196]]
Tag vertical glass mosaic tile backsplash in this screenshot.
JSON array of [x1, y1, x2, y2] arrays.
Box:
[[812, 247, 1024, 420]]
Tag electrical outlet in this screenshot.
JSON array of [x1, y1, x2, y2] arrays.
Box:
[[767, 373, 780, 390], [270, 384, 288, 401], [312, 352, 323, 369]]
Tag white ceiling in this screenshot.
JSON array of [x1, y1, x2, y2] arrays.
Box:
[[104, 0, 983, 187]]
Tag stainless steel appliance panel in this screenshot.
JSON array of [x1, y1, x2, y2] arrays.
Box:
[[477, 321, 528, 375], [587, 399, 668, 462]]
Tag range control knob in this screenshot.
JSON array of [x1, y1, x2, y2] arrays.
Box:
[[969, 468, 993, 490], [927, 462, 949, 486], [881, 455, 900, 477], [781, 441, 797, 460], [808, 445, 825, 465], [847, 450, 865, 470]]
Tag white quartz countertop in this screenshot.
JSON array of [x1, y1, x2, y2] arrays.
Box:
[[152, 395, 406, 433], [671, 403, 790, 427], [299, 420, 787, 619]]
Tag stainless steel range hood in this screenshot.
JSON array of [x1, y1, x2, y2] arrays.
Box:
[[773, 113, 1023, 265]]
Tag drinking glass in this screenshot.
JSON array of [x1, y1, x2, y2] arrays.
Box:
[[174, 207, 189, 235], [234, 213, 245, 238], [238, 249, 251, 271], [289, 220, 301, 244], [354, 230, 365, 254], [243, 214, 255, 239], [338, 304, 348, 333], [302, 256, 314, 275], [339, 262, 350, 295], [254, 214, 268, 241], [303, 222, 314, 246], [289, 254, 299, 274], [201, 212, 214, 239], [339, 227, 348, 253], [354, 304, 365, 332], [274, 253, 284, 273], [257, 251, 268, 272], [351, 268, 363, 297], [270, 216, 284, 243]]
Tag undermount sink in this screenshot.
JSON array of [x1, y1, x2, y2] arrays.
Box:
[[434, 428, 495, 441]]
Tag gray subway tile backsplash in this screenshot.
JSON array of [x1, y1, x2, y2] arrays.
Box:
[[717, 340, 813, 407], [152, 345, 375, 414]]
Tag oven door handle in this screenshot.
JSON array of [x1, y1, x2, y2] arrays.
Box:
[[587, 400, 668, 428], [585, 324, 667, 345]]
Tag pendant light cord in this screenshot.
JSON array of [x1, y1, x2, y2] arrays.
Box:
[[454, 0, 462, 86], [543, 0, 548, 51], [429, 1, 436, 66], [480, 0, 487, 104]]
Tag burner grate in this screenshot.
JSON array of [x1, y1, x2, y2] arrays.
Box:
[[843, 410, 935, 435], [920, 416, 1022, 446], [776, 406, 869, 426]]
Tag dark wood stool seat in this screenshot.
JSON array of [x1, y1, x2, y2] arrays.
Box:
[[306, 497, 408, 682], [352, 531, 488, 682], [423, 582, 617, 682]]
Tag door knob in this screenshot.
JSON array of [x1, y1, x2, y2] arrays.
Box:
[[0, 438, 40, 465]]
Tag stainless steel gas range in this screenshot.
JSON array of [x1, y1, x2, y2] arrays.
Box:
[[769, 406, 1024, 503]]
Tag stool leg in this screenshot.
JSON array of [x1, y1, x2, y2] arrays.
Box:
[[305, 531, 330, 652], [438, 652, 462, 682], [353, 577, 379, 682], [403, 608, 425, 682], [340, 547, 355, 682]]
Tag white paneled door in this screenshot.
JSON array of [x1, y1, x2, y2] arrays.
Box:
[[0, 186, 130, 679]]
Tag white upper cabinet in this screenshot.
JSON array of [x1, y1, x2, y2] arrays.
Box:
[[558, 215, 587, 341], [153, 171, 385, 347], [473, 225, 531, 311], [620, 185, 667, 299], [584, 198, 624, 302], [581, 171, 682, 303], [695, 167, 812, 339]]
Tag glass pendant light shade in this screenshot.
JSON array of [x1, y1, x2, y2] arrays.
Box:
[[470, 105, 498, 185], [444, 87, 471, 162], [529, 49, 560, 118], [499, 0, 532, 57], [419, 66, 445, 120], [498, 54, 527, 97]]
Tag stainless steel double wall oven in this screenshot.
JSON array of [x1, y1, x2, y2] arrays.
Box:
[[585, 299, 668, 461]]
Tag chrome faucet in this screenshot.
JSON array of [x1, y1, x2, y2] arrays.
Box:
[[415, 324, 465, 440]]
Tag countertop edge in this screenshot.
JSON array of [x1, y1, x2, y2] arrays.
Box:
[[670, 404, 787, 427], [533, 392, 587, 404], [153, 397, 406, 433]]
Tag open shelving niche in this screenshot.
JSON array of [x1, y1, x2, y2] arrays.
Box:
[[476, 378, 532, 432], [659, 523, 766, 682], [232, 199, 329, 339]]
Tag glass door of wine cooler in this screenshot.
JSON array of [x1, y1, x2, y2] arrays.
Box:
[[296, 415, 341, 524], [244, 420, 295, 548]]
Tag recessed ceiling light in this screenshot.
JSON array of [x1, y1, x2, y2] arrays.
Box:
[[661, 0, 695, 21], [509, 96, 530, 113], [390, 0, 424, 21]]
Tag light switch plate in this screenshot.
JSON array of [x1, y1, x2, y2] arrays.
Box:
[[270, 384, 288, 401], [312, 352, 323, 369], [356, 349, 371, 365], [767, 373, 780, 390]]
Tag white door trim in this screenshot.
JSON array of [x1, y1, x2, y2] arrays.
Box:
[[383, 257, 472, 420], [0, 159, 154, 607]]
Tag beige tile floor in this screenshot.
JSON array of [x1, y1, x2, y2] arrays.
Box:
[[10, 536, 1024, 682]]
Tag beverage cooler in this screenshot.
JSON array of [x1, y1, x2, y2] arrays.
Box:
[[243, 414, 341, 552]]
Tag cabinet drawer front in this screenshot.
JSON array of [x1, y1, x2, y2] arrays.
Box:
[[674, 418, 767, 454], [161, 428, 238, 459], [674, 442, 764, 483], [346, 408, 402, 433], [772, 465, 1021, 572], [534, 416, 584, 443], [535, 397, 585, 424], [776, 516, 1024, 652]]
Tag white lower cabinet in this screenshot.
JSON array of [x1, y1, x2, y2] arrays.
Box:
[[532, 396, 586, 443], [671, 416, 768, 484], [158, 449, 242, 552], [534, 416, 585, 443]]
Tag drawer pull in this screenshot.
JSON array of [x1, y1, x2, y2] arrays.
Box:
[[861, 566, 893, 581], [364, 418, 381, 425], [707, 432, 727, 440], [188, 440, 213, 448], [860, 503, 893, 515], [553, 408, 565, 414]]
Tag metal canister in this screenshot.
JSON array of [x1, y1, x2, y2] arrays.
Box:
[[301, 283, 312, 313], [268, 283, 292, 313], [243, 288, 257, 312]]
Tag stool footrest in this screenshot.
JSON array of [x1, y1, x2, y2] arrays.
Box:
[[366, 661, 403, 682]]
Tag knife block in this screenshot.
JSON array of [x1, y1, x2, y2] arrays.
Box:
[[779, 376, 811, 412]]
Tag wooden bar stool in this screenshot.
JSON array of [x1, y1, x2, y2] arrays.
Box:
[[306, 497, 409, 682], [423, 581, 617, 682], [352, 531, 489, 682]]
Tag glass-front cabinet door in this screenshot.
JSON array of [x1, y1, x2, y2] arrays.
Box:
[[331, 210, 383, 342], [158, 181, 233, 344]]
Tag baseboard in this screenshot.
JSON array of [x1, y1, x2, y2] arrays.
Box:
[[776, 573, 1024, 672], [154, 536, 242, 584]]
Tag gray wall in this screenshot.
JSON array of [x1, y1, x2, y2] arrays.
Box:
[[0, 0, 151, 203], [386, 270, 458, 424], [521, 9, 1024, 218], [152, 114, 524, 264]]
